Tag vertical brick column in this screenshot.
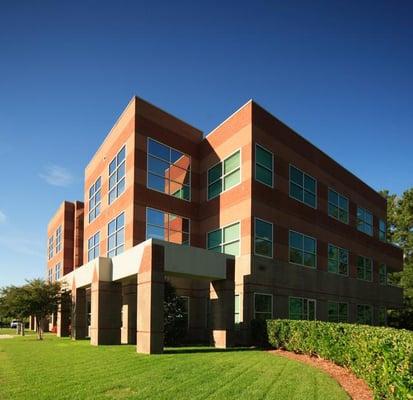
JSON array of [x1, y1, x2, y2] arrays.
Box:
[[210, 259, 235, 348], [72, 287, 87, 340], [121, 281, 137, 344], [90, 279, 122, 346], [136, 244, 165, 354]]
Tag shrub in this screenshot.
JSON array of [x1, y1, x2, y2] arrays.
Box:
[[265, 320, 413, 400]]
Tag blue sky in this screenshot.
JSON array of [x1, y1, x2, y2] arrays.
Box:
[[0, 1, 412, 287]]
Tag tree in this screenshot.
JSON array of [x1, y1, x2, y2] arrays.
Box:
[[164, 280, 187, 345], [0, 279, 68, 339], [380, 189, 413, 330]]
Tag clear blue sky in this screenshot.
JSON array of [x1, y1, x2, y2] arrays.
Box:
[[0, 1, 412, 287]]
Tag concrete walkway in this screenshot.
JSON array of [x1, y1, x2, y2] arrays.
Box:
[[0, 335, 14, 339]]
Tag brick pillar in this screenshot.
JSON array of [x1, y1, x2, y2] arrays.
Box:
[[72, 288, 87, 340], [90, 280, 122, 346], [210, 259, 235, 348], [57, 299, 71, 337], [121, 282, 137, 345], [137, 244, 165, 354]]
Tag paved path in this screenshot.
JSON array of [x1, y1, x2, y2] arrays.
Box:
[[0, 334, 14, 339]]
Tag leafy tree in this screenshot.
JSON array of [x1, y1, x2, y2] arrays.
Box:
[[164, 280, 187, 345], [380, 189, 413, 329], [0, 279, 67, 339]]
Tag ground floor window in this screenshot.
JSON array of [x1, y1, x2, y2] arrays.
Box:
[[377, 307, 387, 326], [357, 304, 372, 325], [254, 293, 273, 320], [289, 297, 316, 320], [327, 301, 348, 323]]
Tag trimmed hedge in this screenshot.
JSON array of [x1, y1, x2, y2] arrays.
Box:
[[266, 320, 413, 400]]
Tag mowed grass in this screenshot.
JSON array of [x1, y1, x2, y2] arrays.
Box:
[[0, 333, 349, 400]]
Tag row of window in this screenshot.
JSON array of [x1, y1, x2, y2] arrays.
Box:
[[47, 225, 62, 260], [87, 146, 126, 224], [252, 293, 386, 325]]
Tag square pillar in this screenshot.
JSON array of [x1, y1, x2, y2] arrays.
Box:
[[121, 281, 137, 344], [72, 287, 87, 340], [57, 299, 71, 337], [210, 259, 235, 348], [137, 244, 165, 354], [90, 280, 122, 345]]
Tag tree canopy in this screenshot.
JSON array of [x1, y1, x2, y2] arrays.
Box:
[[0, 279, 68, 339]]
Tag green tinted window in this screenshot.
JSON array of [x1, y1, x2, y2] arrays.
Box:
[[207, 222, 240, 256], [328, 244, 348, 276], [289, 165, 317, 208], [255, 219, 273, 257], [255, 145, 273, 187], [328, 189, 348, 224], [208, 151, 240, 199], [357, 256, 373, 281], [254, 293, 272, 320], [289, 231, 316, 268]]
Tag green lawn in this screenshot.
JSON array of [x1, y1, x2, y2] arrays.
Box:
[[0, 333, 349, 400]]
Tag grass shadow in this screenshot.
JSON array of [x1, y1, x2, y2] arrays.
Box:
[[164, 346, 257, 354]]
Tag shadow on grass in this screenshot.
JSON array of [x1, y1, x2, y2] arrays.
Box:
[[164, 346, 257, 354]]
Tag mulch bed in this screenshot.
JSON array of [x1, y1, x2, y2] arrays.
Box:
[[269, 349, 373, 400]]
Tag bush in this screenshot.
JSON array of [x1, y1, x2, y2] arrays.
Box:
[[265, 320, 413, 400]]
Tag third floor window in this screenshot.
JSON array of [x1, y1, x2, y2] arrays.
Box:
[[255, 144, 273, 187]]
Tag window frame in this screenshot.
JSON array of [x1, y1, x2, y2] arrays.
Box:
[[288, 296, 317, 320], [327, 301, 349, 323], [254, 143, 274, 188], [288, 230, 317, 269], [254, 218, 273, 259], [107, 212, 125, 258], [48, 235, 54, 260], [327, 188, 349, 224], [207, 148, 242, 201], [108, 145, 126, 205], [357, 255, 373, 282], [88, 177, 102, 223], [357, 206, 373, 236], [289, 164, 317, 209], [146, 207, 191, 246], [55, 225, 62, 253], [146, 137, 192, 202], [327, 243, 349, 277], [54, 263, 61, 281], [48, 268, 53, 282], [87, 232, 100, 262], [253, 293, 273, 320], [206, 221, 241, 256]]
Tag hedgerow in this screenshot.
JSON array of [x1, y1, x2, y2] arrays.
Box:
[[266, 320, 413, 400]]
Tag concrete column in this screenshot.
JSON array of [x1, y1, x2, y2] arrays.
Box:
[[121, 281, 137, 344], [90, 280, 122, 345], [137, 244, 165, 354], [72, 287, 87, 340], [57, 300, 70, 337], [210, 259, 235, 348]]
